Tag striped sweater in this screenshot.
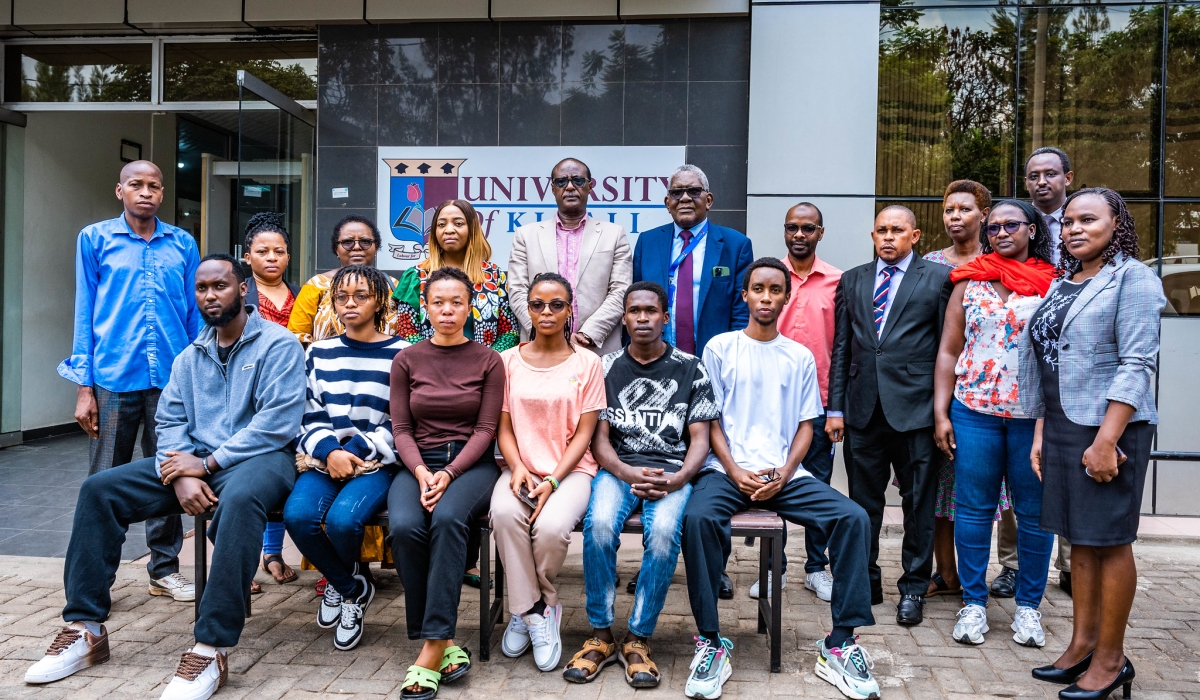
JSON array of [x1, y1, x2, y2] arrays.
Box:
[[298, 334, 411, 465]]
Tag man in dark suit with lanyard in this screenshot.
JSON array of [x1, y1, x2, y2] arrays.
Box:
[[826, 205, 953, 626], [631, 163, 753, 599]]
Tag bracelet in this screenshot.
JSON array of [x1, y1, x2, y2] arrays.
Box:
[[545, 475, 560, 491], [1084, 467, 1093, 478], [203, 455, 214, 476]]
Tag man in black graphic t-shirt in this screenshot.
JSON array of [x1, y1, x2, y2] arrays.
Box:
[[562, 282, 717, 688]]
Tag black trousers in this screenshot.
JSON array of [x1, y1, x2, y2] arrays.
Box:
[[90, 385, 182, 580], [63, 451, 295, 647], [682, 470, 875, 635], [388, 444, 499, 640], [846, 401, 938, 598]]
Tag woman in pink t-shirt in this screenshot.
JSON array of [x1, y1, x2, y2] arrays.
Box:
[[492, 272, 607, 673]]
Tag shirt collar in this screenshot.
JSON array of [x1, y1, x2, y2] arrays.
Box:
[[785, 254, 836, 279], [1037, 205, 1064, 222], [673, 218, 709, 239], [877, 250, 914, 274], [117, 213, 168, 240], [555, 213, 587, 233]]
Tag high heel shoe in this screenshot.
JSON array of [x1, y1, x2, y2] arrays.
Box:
[[1058, 657, 1134, 700], [1033, 651, 1093, 684]]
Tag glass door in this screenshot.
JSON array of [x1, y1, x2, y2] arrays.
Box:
[[235, 70, 315, 283]]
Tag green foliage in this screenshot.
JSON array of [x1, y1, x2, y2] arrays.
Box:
[[21, 61, 149, 102], [164, 59, 316, 102]]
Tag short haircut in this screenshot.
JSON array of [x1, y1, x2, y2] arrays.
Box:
[[944, 179, 992, 212], [789, 202, 824, 227], [983, 199, 1055, 264], [877, 204, 917, 228], [423, 266, 474, 301], [332, 264, 394, 331], [742, 256, 791, 296], [1025, 147, 1072, 174], [624, 281, 668, 311], [201, 253, 246, 283], [330, 214, 382, 254], [670, 164, 710, 191], [244, 211, 291, 250], [551, 157, 591, 180]]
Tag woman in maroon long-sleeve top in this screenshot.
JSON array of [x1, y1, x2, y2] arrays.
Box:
[[388, 267, 505, 699]]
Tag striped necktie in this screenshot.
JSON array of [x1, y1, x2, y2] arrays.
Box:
[[874, 266, 898, 337]]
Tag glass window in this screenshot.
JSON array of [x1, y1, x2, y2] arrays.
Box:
[[1166, 5, 1200, 196], [1161, 203, 1200, 315], [874, 200, 951, 258], [1018, 5, 1162, 197], [3, 44, 151, 102], [163, 41, 317, 102], [877, 6, 1017, 198]]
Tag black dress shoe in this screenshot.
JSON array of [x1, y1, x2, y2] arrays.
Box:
[[1033, 651, 1094, 684], [627, 570, 638, 594], [896, 594, 924, 625], [718, 572, 734, 600], [1059, 572, 1073, 598], [1058, 657, 1134, 699], [990, 567, 1018, 598], [871, 587, 884, 606]]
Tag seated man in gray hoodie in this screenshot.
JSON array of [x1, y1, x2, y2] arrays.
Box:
[[25, 253, 305, 700]]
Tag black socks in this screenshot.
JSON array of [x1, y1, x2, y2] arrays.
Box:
[[825, 626, 855, 649]]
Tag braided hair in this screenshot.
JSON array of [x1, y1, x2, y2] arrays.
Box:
[[329, 264, 392, 332], [244, 212, 291, 250], [528, 272, 575, 343], [1056, 187, 1140, 277], [981, 199, 1055, 264]]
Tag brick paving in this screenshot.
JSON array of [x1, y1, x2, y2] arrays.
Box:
[[1, 534, 1199, 699]]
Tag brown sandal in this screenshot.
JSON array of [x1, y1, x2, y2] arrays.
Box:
[[562, 637, 618, 683], [619, 638, 660, 688]]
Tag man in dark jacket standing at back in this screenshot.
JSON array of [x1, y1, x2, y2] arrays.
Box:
[[826, 205, 953, 627]]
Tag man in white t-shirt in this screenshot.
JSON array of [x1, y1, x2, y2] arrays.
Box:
[[679, 258, 877, 700]]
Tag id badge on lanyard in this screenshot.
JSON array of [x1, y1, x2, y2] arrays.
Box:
[[665, 228, 706, 346]]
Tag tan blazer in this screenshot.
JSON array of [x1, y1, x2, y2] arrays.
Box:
[[507, 216, 633, 355]]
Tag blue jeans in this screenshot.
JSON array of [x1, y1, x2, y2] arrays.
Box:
[[583, 469, 692, 638], [283, 468, 395, 598], [262, 523, 285, 556], [951, 400, 1053, 609]]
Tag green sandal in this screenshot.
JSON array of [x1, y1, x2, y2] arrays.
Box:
[[439, 646, 472, 683], [401, 666, 441, 700]]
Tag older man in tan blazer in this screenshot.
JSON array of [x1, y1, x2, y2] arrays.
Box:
[[508, 157, 632, 355]]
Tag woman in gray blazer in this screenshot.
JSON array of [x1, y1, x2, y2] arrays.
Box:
[[1018, 188, 1166, 700]]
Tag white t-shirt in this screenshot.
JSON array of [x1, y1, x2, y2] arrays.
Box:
[[702, 330, 824, 480]]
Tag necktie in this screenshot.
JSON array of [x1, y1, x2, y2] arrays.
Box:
[[874, 265, 897, 338], [676, 230, 696, 353]]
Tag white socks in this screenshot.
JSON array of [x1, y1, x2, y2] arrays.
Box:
[[191, 643, 220, 658], [69, 621, 103, 636]]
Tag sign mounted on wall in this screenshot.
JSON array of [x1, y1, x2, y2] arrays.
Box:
[[375, 146, 685, 273]]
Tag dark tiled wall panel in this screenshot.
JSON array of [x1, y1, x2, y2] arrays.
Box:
[[317, 19, 750, 270]]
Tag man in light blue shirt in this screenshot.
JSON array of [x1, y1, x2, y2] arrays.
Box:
[[57, 160, 201, 602]]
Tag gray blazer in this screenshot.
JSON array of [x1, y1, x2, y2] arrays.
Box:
[[1018, 254, 1166, 426]]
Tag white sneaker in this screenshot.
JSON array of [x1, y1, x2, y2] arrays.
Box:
[[523, 603, 563, 671], [317, 582, 344, 629], [815, 637, 880, 700], [1012, 606, 1046, 648], [160, 649, 227, 700], [334, 576, 374, 651], [685, 635, 733, 699], [805, 570, 834, 602], [25, 625, 110, 683], [150, 573, 196, 602], [953, 604, 989, 645], [748, 573, 786, 599], [502, 614, 531, 657]]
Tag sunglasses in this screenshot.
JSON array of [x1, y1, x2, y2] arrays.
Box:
[[784, 223, 822, 235], [985, 221, 1030, 235], [552, 176, 589, 189], [528, 299, 569, 313], [667, 187, 707, 201], [338, 238, 377, 251]]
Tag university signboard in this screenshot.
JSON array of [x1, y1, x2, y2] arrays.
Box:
[[375, 146, 685, 273]]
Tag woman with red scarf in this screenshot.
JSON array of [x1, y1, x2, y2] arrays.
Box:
[[932, 199, 1058, 648]]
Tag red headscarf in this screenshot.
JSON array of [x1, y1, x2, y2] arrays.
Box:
[[949, 252, 1058, 297]]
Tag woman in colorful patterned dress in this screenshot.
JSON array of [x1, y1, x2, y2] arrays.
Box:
[[392, 199, 519, 589], [933, 199, 1058, 647]]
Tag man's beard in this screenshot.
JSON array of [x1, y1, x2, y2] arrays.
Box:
[[202, 294, 243, 328]]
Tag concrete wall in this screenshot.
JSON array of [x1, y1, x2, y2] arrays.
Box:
[[18, 111, 165, 430]]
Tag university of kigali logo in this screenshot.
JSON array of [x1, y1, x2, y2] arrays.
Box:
[[383, 158, 467, 261]]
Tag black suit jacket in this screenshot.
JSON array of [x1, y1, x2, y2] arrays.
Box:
[[828, 255, 953, 432]]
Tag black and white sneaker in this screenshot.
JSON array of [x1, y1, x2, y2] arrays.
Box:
[[333, 575, 375, 651], [317, 582, 343, 629]]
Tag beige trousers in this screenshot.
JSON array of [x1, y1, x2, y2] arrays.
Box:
[[995, 507, 1071, 572], [491, 470, 593, 616]]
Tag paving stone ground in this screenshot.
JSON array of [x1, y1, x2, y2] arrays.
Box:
[[1, 534, 1199, 700]]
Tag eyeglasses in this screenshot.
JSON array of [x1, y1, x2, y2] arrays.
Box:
[[333, 292, 376, 305], [985, 221, 1030, 235], [552, 176, 589, 189], [666, 187, 707, 201], [784, 223, 822, 235], [338, 238, 377, 251], [528, 299, 569, 313]]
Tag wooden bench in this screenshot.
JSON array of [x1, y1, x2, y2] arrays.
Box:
[[194, 507, 786, 672]]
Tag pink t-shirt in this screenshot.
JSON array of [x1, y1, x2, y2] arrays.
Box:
[[501, 343, 607, 477]]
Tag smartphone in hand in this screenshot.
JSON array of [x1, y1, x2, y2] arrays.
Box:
[[517, 482, 538, 509]]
